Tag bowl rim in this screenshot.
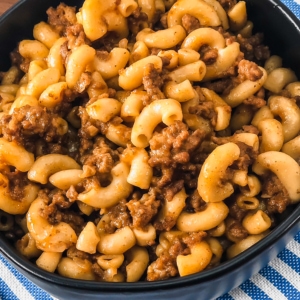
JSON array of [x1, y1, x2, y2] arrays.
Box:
[[2, 204, 299, 291], [0, 0, 300, 293]]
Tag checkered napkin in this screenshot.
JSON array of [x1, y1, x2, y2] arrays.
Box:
[[1, 0, 300, 299]]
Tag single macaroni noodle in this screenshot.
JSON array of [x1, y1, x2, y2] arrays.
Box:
[[0, 0, 299, 284]]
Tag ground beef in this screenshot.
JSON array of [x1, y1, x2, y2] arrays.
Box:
[[189, 101, 217, 127], [92, 263, 104, 279], [142, 63, 165, 101], [243, 95, 266, 109], [105, 199, 131, 232], [236, 125, 260, 135], [167, 235, 190, 258], [39, 190, 84, 234], [67, 246, 90, 260], [218, 0, 237, 11], [295, 96, 300, 109], [152, 6, 165, 26], [147, 232, 206, 281], [10, 51, 30, 74], [74, 72, 92, 94], [96, 50, 110, 61], [262, 173, 291, 213], [153, 180, 185, 231], [5, 170, 28, 201], [149, 121, 206, 187], [160, 13, 168, 29], [53, 89, 79, 118], [211, 138, 257, 173], [59, 127, 80, 159], [96, 32, 121, 52], [34, 139, 70, 158], [80, 137, 119, 174], [0, 105, 68, 150], [40, 191, 71, 224], [66, 185, 79, 202], [186, 189, 207, 212], [254, 45, 271, 61], [60, 41, 69, 65], [10, 51, 24, 72], [61, 210, 85, 234], [147, 254, 178, 281], [193, 85, 206, 101], [211, 135, 231, 146], [47, 3, 77, 35], [40, 204, 60, 225], [150, 48, 162, 56], [226, 218, 248, 241], [51, 190, 73, 209], [231, 141, 258, 171], [182, 231, 207, 248], [207, 50, 244, 81], [203, 78, 233, 94], [161, 179, 185, 202], [238, 59, 263, 81], [181, 14, 200, 34], [78, 107, 108, 141], [151, 168, 174, 189], [128, 8, 148, 35], [227, 200, 247, 222], [102, 88, 117, 100], [66, 23, 88, 50], [127, 193, 160, 228], [200, 45, 219, 65], [175, 164, 201, 189], [79, 139, 94, 160], [154, 215, 175, 232], [242, 88, 266, 109], [256, 87, 266, 99], [237, 33, 270, 62], [149, 121, 202, 168], [160, 55, 171, 68], [19, 57, 30, 73]]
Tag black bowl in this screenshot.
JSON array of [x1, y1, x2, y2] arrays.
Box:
[[0, 0, 300, 299]]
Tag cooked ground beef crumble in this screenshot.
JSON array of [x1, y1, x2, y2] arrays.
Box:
[[0, 0, 298, 284]]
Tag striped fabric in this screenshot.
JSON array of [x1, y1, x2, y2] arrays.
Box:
[[281, 0, 300, 18], [1, 0, 300, 299], [218, 232, 300, 300], [1, 232, 300, 299]]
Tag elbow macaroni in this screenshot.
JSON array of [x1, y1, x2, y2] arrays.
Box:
[[253, 151, 300, 203], [27, 198, 77, 252], [0, 138, 34, 172], [176, 202, 229, 232], [121, 147, 153, 189], [136, 25, 186, 49], [177, 241, 212, 276], [77, 162, 133, 208], [198, 142, 240, 203], [119, 55, 163, 90], [81, 0, 128, 41], [0, 174, 39, 215], [1, 0, 299, 284], [131, 99, 183, 148], [167, 0, 221, 27]]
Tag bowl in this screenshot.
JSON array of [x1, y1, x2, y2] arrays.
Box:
[[0, 0, 300, 299]]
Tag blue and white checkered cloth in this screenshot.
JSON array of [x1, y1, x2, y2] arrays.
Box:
[[1, 0, 300, 299]]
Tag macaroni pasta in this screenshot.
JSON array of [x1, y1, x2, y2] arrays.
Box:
[[0, 0, 299, 284]]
